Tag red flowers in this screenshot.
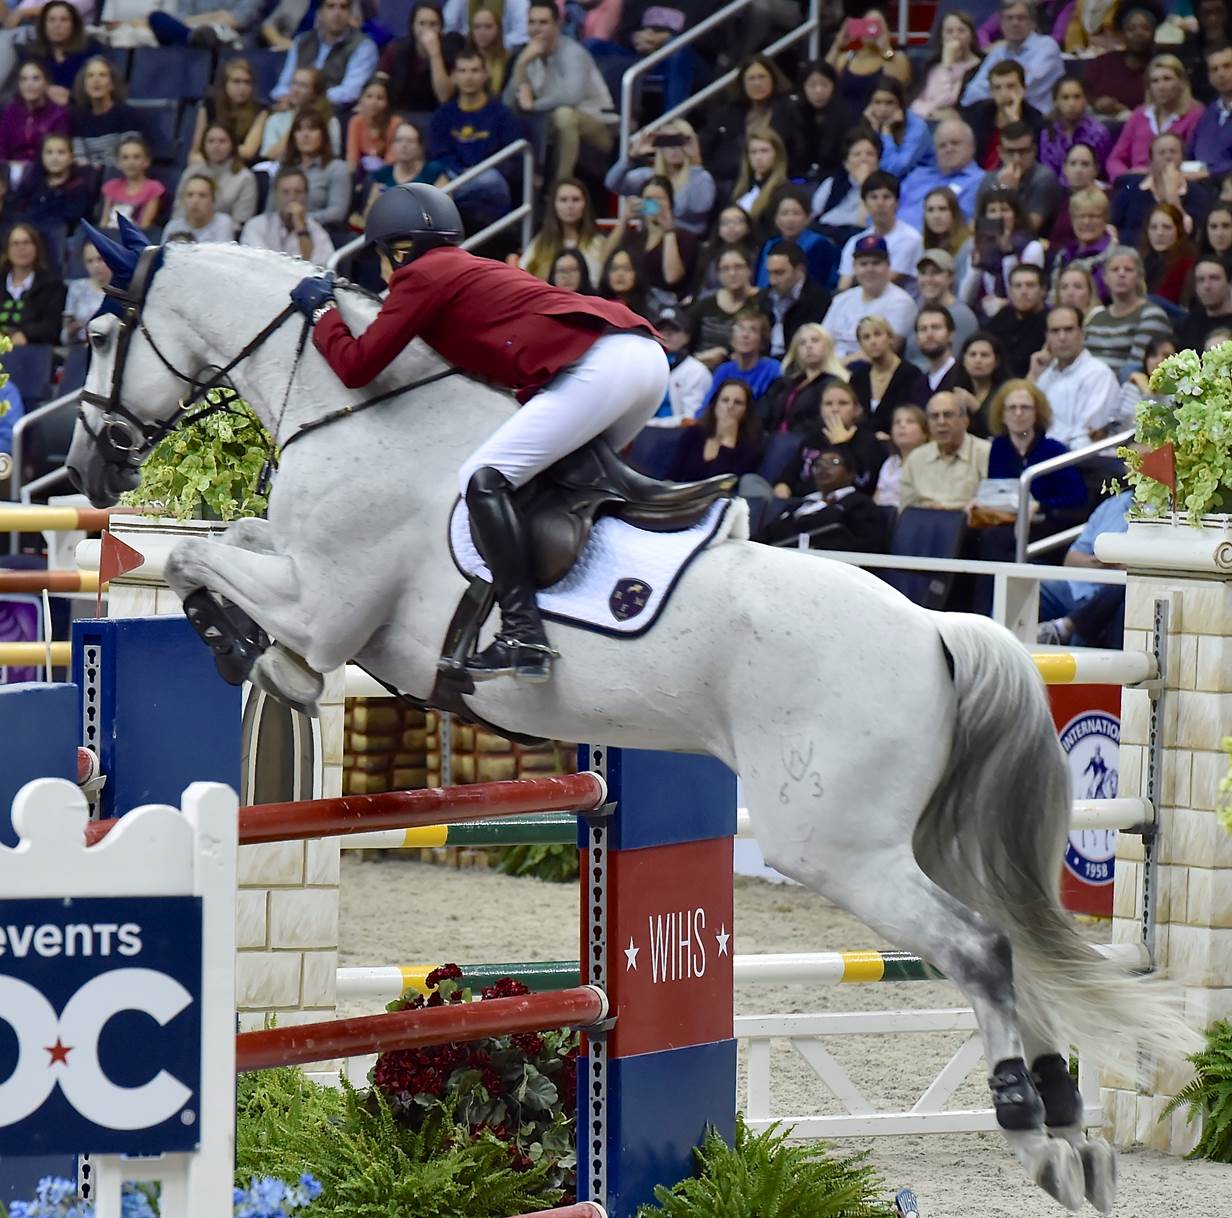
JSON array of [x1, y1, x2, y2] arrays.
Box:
[[372, 966, 580, 1198]]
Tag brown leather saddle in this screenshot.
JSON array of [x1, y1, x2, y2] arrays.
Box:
[[516, 436, 736, 588]]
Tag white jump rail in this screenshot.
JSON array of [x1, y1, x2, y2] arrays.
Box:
[[333, 795, 1154, 853], [336, 943, 1147, 1002]]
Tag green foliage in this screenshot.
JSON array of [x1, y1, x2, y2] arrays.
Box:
[[1162, 1019, 1232, 1161], [236, 1067, 562, 1216], [636, 1116, 895, 1218], [0, 334, 12, 422], [1122, 343, 1232, 523], [122, 390, 271, 521], [495, 842, 580, 882]]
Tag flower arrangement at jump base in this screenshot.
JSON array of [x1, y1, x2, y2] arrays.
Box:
[[372, 965, 580, 1198], [1121, 339, 1232, 522]]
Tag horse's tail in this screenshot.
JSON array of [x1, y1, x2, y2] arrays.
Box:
[[915, 612, 1201, 1067]]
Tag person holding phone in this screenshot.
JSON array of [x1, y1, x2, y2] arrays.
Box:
[[605, 119, 716, 236], [825, 7, 910, 114], [603, 174, 698, 305]]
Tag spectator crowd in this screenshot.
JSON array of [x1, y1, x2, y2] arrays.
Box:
[[0, 0, 1230, 647]]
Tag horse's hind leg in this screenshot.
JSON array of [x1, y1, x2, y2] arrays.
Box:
[[1021, 1019, 1118, 1213], [762, 831, 1086, 1211]]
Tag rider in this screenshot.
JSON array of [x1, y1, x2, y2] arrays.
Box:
[[290, 182, 674, 685]]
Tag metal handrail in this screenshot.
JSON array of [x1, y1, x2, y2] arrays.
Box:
[[1026, 523, 1084, 559], [327, 140, 535, 275], [616, 0, 753, 156], [620, 0, 822, 154], [10, 389, 79, 502], [1014, 428, 1133, 563]]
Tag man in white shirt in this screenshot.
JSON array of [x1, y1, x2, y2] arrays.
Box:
[[836, 171, 924, 291], [1029, 306, 1121, 450], [241, 168, 335, 264], [821, 235, 918, 360]]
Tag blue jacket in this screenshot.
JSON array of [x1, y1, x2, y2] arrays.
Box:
[[988, 432, 1085, 511], [879, 111, 933, 177], [429, 97, 524, 178], [699, 357, 781, 413], [755, 229, 838, 291]]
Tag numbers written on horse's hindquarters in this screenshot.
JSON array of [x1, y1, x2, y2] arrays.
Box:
[[779, 736, 824, 805]]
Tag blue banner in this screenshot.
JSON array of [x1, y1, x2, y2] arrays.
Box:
[[0, 896, 202, 1155]]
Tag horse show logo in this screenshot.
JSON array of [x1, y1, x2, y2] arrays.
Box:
[[1058, 710, 1119, 886], [609, 577, 652, 622], [0, 969, 196, 1131]]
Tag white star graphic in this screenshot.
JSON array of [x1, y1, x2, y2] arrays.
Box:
[[716, 925, 730, 956], [625, 936, 640, 970]]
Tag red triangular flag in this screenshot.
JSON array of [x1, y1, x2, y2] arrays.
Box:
[[98, 529, 145, 585], [1138, 442, 1176, 492]]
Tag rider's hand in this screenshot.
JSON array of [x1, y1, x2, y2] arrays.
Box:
[[290, 273, 336, 319]]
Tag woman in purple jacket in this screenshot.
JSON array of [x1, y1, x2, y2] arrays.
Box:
[[0, 62, 68, 169]]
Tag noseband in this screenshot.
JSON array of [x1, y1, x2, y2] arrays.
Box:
[[78, 245, 298, 480]]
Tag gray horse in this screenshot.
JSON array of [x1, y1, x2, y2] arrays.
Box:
[[67, 227, 1196, 1213]]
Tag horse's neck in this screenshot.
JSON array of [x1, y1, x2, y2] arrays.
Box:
[[158, 247, 455, 443]]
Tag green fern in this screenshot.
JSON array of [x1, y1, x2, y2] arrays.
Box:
[[635, 1116, 895, 1217], [236, 1067, 562, 1215], [1162, 1020, 1232, 1162], [495, 843, 580, 882]]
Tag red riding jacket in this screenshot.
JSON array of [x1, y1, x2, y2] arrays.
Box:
[[312, 246, 660, 402]]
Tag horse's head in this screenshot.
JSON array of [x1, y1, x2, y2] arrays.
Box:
[[66, 215, 190, 506]]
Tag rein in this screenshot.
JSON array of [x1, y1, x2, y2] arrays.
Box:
[[78, 245, 462, 488]]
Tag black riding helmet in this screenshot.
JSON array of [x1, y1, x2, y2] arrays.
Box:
[[365, 183, 464, 265]]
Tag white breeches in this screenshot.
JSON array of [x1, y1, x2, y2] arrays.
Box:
[[457, 331, 669, 493]]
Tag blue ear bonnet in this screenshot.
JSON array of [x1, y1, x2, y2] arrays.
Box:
[[81, 213, 164, 319]]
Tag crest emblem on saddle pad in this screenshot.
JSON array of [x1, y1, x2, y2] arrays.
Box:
[[609, 578, 652, 622]]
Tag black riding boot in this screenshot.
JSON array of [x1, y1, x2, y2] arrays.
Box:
[[463, 466, 556, 683]]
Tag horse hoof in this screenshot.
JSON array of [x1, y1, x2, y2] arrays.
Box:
[[1080, 1136, 1118, 1213], [252, 647, 324, 717], [1034, 1140, 1085, 1212]]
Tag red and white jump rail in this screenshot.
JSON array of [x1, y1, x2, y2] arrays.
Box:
[[235, 984, 608, 1072], [84, 771, 608, 847]]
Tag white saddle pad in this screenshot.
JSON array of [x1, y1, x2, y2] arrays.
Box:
[[449, 496, 748, 637]]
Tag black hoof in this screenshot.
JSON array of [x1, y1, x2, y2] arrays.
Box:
[[990, 1057, 1046, 1131], [184, 588, 267, 686], [1032, 1053, 1084, 1128]]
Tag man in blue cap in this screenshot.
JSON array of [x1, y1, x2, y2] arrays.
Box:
[[820, 235, 918, 360]]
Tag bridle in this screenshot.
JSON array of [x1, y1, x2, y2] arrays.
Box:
[[76, 243, 462, 492], [78, 245, 300, 483]]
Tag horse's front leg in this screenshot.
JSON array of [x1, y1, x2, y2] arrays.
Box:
[[164, 533, 330, 715]]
